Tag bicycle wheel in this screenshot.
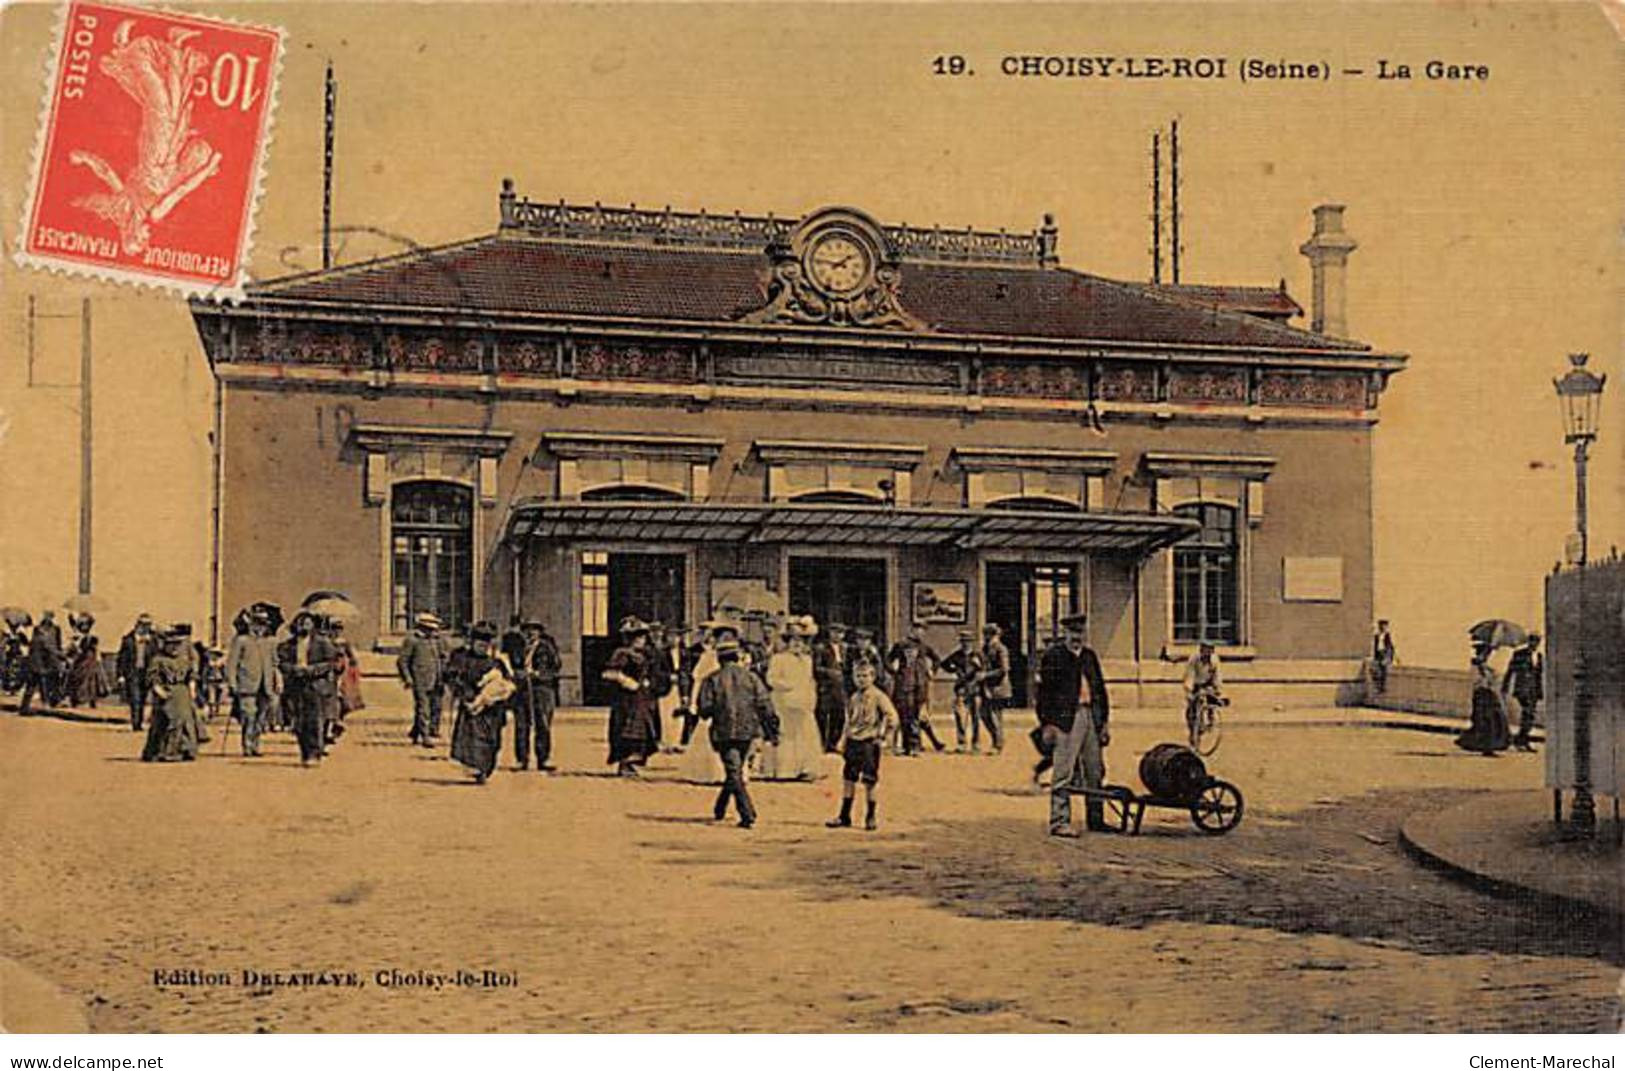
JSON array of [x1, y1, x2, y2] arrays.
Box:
[[1192, 705, 1222, 756]]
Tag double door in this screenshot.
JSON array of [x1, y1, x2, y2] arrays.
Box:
[[984, 562, 1077, 707], [580, 552, 685, 706]]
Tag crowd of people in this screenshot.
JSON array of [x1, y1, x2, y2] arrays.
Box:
[[6, 593, 1548, 835]]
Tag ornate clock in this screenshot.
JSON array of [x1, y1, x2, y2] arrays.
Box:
[[805, 232, 872, 295]]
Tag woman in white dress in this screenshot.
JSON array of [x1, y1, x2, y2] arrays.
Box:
[[677, 624, 729, 784], [753, 617, 823, 781]]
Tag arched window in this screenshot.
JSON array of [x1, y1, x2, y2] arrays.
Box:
[[391, 481, 473, 634], [986, 495, 1081, 513], [1172, 503, 1239, 645], [580, 484, 686, 503], [788, 489, 884, 507]]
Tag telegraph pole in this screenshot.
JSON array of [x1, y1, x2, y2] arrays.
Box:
[[323, 61, 336, 270], [78, 297, 92, 594]]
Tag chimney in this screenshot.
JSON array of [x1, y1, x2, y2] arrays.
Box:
[[1298, 204, 1357, 337]]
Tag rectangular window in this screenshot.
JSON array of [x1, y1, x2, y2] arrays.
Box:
[[582, 551, 610, 637], [1172, 503, 1240, 645]]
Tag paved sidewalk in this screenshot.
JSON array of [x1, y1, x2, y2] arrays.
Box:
[[1400, 789, 1623, 924]]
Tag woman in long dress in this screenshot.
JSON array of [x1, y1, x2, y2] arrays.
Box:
[[678, 623, 735, 784], [753, 617, 823, 781], [449, 623, 511, 783], [141, 628, 199, 762], [1456, 644, 1510, 756]]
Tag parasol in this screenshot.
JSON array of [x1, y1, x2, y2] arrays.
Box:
[[301, 591, 361, 624], [2, 607, 32, 628], [1467, 619, 1529, 649]]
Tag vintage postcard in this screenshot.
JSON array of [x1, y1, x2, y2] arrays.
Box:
[[0, 0, 1619, 1050]]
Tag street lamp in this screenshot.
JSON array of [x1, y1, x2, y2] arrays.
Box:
[[1553, 352, 1606, 834]]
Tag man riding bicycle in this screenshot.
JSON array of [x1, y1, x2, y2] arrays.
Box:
[[1182, 642, 1224, 749]]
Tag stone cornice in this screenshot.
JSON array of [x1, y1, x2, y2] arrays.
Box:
[[348, 423, 513, 456], [539, 431, 724, 462], [949, 446, 1117, 474], [752, 439, 928, 469], [1141, 451, 1278, 480]]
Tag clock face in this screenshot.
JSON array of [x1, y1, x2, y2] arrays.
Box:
[[807, 234, 871, 294]]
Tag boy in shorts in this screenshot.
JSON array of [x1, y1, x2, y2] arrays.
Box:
[[827, 660, 899, 831]]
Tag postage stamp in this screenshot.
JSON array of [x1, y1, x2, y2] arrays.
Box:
[[16, 0, 283, 297]]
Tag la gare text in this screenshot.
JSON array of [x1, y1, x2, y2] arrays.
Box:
[[930, 55, 1490, 83]]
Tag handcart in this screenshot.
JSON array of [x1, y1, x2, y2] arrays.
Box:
[[1064, 742, 1245, 836]]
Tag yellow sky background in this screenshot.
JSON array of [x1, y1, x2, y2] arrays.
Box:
[[1, 1, 1619, 668]]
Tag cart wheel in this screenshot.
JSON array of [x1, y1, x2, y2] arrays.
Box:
[[1190, 779, 1244, 835], [1102, 784, 1136, 832]]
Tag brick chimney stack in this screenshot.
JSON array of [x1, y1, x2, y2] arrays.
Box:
[[1298, 204, 1357, 337]]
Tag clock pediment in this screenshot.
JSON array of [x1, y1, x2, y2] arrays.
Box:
[[742, 206, 927, 332]]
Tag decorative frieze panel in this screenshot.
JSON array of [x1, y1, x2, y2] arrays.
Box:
[[1258, 372, 1366, 408], [1168, 367, 1247, 405], [981, 361, 1087, 399], [1096, 363, 1158, 403], [574, 342, 695, 383], [496, 340, 558, 375], [240, 323, 369, 366], [717, 348, 958, 390], [384, 333, 484, 373]]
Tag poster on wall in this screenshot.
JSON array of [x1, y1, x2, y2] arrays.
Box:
[[912, 581, 968, 625]]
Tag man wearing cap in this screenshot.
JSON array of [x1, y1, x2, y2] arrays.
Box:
[[696, 633, 779, 828], [117, 613, 161, 730], [940, 629, 984, 752], [1035, 613, 1111, 836], [979, 623, 1012, 753], [277, 611, 341, 766], [886, 625, 945, 755], [1503, 633, 1543, 752], [227, 605, 280, 757], [398, 612, 447, 748], [510, 619, 561, 771], [812, 621, 848, 753], [602, 616, 661, 777]]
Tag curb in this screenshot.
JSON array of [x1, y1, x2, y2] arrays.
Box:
[[1398, 813, 1622, 930]]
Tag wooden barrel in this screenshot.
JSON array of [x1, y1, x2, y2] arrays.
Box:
[[1138, 743, 1208, 801]]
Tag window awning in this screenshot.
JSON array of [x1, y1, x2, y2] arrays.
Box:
[[503, 500, 1198, 555]]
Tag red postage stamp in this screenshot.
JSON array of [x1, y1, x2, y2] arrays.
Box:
[[18, 0, 282, 296]]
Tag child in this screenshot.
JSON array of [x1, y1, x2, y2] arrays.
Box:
[[828, 660, 899, 832]]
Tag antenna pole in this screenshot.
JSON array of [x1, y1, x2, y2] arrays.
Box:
[[1170, 118, 1182, 284], [322, 62, 336, 270], [78, 298, 92, 595], [1150, 131, 1162, 284]]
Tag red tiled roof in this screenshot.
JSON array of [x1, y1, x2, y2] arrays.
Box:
[[249, 234, 1366, 353], [1146, 283, 1304, 319]]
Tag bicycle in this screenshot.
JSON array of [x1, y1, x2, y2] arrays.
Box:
[[1186, 690, 1228, 756]]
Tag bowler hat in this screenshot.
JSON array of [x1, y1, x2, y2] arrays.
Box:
[[520, 619, 547, 632], [469, 621, 498, 642], [618, 615, 650, 637], [1059, 613, 1088, 631]]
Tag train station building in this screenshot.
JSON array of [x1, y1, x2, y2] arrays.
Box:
[[190, 184, 1405, 706]]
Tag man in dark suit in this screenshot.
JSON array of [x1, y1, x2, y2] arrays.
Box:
[[1035, 613, 1111, 836], [277, 611, 341, 766], [398, 612, 446, 747], [19, 610, 64, 714], [116, 613, 161, 730], [510, 619, 561, 771]]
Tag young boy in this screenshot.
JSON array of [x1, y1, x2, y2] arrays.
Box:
[[828, 660, 899, 832]]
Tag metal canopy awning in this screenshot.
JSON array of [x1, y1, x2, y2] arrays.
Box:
[[504, 500, 1198, 555]]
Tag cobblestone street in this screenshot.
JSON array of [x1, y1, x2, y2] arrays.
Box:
[[1, 688, 1619, 1033]]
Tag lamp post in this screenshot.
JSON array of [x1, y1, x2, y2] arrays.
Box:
[[1554, 352, 1606, 834]]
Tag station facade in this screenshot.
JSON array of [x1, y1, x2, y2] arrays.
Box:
[[191, 184, 1404, 706]]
